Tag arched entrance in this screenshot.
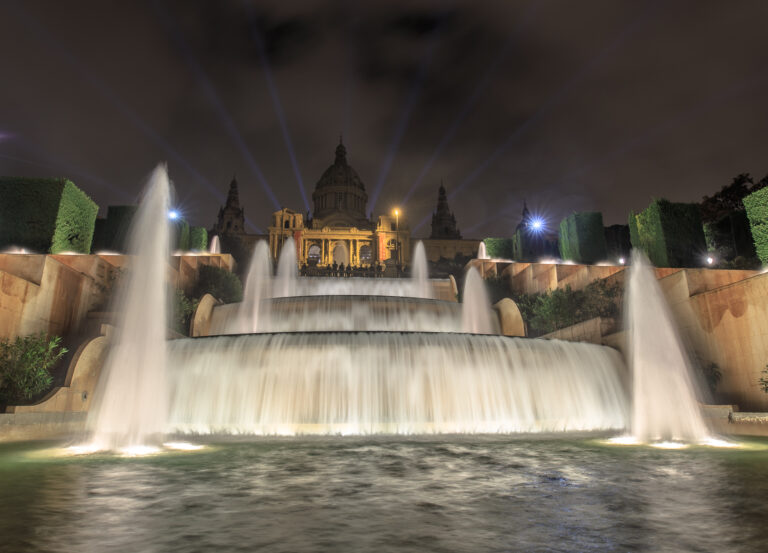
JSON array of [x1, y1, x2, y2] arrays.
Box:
[[307, 244, 321, 266], [359, 244, 372, 266], [332, 242, 349, 265]]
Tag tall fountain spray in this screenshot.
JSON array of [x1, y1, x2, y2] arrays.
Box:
[[461, 267, 499, 334], [235, 240, 272, 333], [627, 250, 709, 442], [87, 165, 172, 451], [208, 235, 220, 254], [477, 241, 489, 260], [411, 241, 431, 298], [274, 237, 298, 297]]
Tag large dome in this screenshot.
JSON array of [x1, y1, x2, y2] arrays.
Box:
[[315, 142, 366, 191], [312, 140, 369, 227]]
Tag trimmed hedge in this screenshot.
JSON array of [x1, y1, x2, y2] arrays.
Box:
[[558, 212, 608, 264], [482, 237, 515, 259], [0, 177, 98, 253], [189, 226, 208, 251], [92, 205, 138, 252], [629, 198, 706, 267], [511, 229, 557, 262], [175, 220, 190, 251], [743, 186, 768, 264], [604, 224, 630, 261]]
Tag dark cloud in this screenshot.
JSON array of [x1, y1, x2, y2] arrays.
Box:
[[1, 0, 766, 238]]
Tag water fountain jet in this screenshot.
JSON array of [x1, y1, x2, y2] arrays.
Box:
[[86, 164, 172, 451]]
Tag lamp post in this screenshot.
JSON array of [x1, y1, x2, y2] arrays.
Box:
[[393, 208, 401, 273]]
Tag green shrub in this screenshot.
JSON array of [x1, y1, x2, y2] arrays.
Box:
[[0, 333, 67, 405], [174, 220, 190, 251], [189, 227, 208, 251], [193, 265, 243, 303], [0, 177, 98, 253], [482, 238, 515, 259], [558, 212, 608, 264], [172, 288, 199, 335], [512, 280, 621, 337], [629, 198, 706, 267], [743, 186, 768, 264]]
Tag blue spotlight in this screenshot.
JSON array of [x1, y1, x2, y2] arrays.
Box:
[[168, 210, 180, 221], [529, 217, 544, 232]]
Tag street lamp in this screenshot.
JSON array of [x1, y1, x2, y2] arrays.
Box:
[[393, 208, 400, 267]]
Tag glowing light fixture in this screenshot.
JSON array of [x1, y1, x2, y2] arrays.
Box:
[[618, 257, 626, 265], [168, 209, 180, 220], [706, 255, 715, 266]]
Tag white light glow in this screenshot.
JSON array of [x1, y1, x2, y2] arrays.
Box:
[[700, 437, 741, 448], [168, 209, 180, 220], [706, 256, 714, 265], [651, 441, 688, 449], [619, 257, 625, 265], [119, 445, 162, 457], [163, 442, 204, 451]]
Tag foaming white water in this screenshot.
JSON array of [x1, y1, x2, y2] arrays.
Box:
[[411, 241, 431, 298], [477, 242, 488, 260], [234, 240, 272, 332], [627, 250, 709, 442], [284, 277, 435, 298], [208, 235, 220, 254], [248, 296, 462, 333], [87, 165, 171, 450], [167, 334, 628, 435], [274, 237, 298, 297], [461, 267, 499, 334]]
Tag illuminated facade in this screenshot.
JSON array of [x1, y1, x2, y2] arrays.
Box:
[[268, 140, 411, 267]]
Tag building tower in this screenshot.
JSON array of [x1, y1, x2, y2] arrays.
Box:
[[430, 183, 462, 239], [212, 177, 245, 235]]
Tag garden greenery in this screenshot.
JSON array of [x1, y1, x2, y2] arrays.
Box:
[[172, 288, 199, 336], [0, 333, 67, 405], [509, 280, 621, 337], [193, 265, 243, 304], [189, 227, 208, 251], [482, 238, 515, 260], [743, 186, 768, 264], [629, 198, 706, 267], [0, 177, 98, 253], [558, 212, 608, 264]]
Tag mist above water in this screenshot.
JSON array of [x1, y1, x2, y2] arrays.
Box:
[[87, 165, 171, 450]]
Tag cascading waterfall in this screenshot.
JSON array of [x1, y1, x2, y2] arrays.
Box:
[[627, 250, 710, 442], [461, 266, 499, 334], [411, 241, 431, 298], [274, 237, 298, 297], [233, 240, 272, 333], [167, 333, 628, 435], [208, 235, 220, 254], [86, 165, 171, 451]]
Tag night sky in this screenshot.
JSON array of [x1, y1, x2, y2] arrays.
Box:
[[1, 0, 766, 237]]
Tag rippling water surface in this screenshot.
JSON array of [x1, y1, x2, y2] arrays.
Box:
[[1, 435, 767, 552]]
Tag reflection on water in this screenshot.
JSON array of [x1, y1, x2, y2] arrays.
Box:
[[1, 436, 767, 552]]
